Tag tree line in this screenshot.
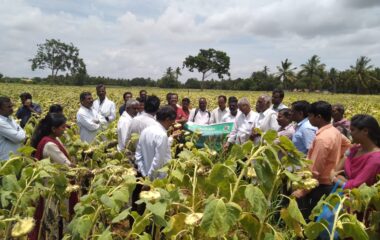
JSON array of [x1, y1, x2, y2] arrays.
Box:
[[1, 39, 380, 94]]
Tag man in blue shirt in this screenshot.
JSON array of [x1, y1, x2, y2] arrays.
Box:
[[16, 92, 42, 128], [291, 100, 317, 154]]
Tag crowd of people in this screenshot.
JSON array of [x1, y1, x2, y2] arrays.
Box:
[[1, 85, 380, 224]]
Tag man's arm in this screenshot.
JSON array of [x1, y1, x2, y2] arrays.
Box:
[[135, 141, 147, 177], [77, 112, 100, 132], [302, 127, 316, 153], [309, 139, 330, 182], [108, 102, 116, 122], [147, 135, 171, 179], [0, 120, 26, 143]]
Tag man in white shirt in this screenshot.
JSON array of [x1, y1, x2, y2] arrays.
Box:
[[188, 97, 211, 125], [0, 97, 26, 161], [126, 95, 161, 145], [210, 95, 229, 124], [224, 98, 258, 149], [77, 92, 106, 143], [117, 99, 139, 151], [252, 95, 280, 142], [270, 89, 287, 112], [93, 84, 116, 125], [135, 106, 176, 180], [221, 96, 239, 123]]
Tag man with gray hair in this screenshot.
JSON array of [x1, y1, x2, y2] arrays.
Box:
[[117, 99, 140, 151], [224, 97, 258, 149], [251, 95, 280, 141]]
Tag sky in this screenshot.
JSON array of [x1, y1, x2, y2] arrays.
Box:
[[1, 0, 380, 82]]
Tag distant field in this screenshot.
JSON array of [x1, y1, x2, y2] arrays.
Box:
[[1, 83, 379, 122]]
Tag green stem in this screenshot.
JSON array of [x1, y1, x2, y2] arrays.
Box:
[[192, 165, 198, 211], [37, 184, 55, 240], [330, 196, 346, 240]]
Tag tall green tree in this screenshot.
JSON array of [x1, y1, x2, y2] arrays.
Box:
[[158, 67, 180, 88], [276, 59, 297, 90], [325, 67, 339, 93], [183, 48, 230, 90], [29, 39, 86, 79], [350, 56, 378, 93], [299, 55, 326, 90]]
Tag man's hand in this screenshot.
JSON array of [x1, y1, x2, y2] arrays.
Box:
[[330, 169, 344, 182], [292, 189, 309, 198]]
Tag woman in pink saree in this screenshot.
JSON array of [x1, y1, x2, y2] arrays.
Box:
[[331, 114, 380, 189]]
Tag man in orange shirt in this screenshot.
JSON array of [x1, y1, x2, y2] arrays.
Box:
[[292, 101, 351, 219]]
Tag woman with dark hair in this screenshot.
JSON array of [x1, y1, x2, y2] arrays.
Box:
[[331, 114, 380, 189], [48, 104, 63, 114], [29, 113, 76, 240]]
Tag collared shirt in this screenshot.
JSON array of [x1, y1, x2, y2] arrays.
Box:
[[228, 110, 258, 144], [174, 106, 188, 120], [119, 104, 126, 116], [126, 112, 160, 143], [278, 123, 296, 139], [135, 123, 171, 180], [188, 109, 211, 125], [292, 118, 317, 154], [333, 118, 351, 137], [254, 108, 280, 132], [76, 105, 104, 143], [308, 124, 351, 185], [210, 107, 229, 124], [270, 103, 287, 112], [221, 111, 240, 123], [93, 97, 116, 124], [117, 111, 133, 151], [0, 115, 26, 161], [43, 139, 71, 165], [16, 103, 42, 127]]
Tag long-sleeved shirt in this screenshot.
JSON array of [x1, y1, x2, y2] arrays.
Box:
[[93, 97, 116, 124], [210, 107, 229, 124], [76, 105, 105, 143], [0, 115, 26, 161], [135, 124, 171, 180], [270, 103, 287, 112], [227, 110, 258, 144], [254, 108, 280, 132], [126, 112, 159, 143], [16, 103, 42, 128], [42, 140, 72, 165], [278, 123, 296, 139], [117, 111, 133, 151], [188, 109, 211, 125], [292, 118, 317, 154], [221, 111, 239, 123], [308, 124, 351, 185]]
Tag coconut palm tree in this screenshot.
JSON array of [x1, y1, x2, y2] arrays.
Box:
[[299, 55, 326, 90], [175, 67, 182, 82], [276, 58, 297, 90], [350, 56, 377, 93]]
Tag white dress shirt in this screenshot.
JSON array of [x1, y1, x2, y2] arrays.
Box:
[[43, 140, 72, 165], [227, 110, 258, 144], [0, 115, 26, 161], [117, 111, 133, 151], [210, 107, 229, 124], [221, 111, 240, 123], [93, 97, 116, 124], [135, 124, 171, 180], [270, 103, 288, 112], [77, 105, 105, 143], [126, 112, 159, 143], [188, 109, 211, 125], [254, 108, 280, 132]]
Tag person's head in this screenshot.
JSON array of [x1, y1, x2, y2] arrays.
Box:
[[350, 114, 380, 147], [144, 95, 160, 115], [166, 92, 173, 104], [308, 101, 332, 128], [198, 97, 207, 111], [139, 90, 147, 100], [0, 96, 14, 117], [49, 104, 63, 114], [20, 92, 32, 105], [255, 95, 271, 113], [272, 89, 284, 106], [80, 92, 93, 109], [136, 97, 145, 113], [96, 84, 106, 100], [123, 92, 133, 102], [217, 95, 227, 110], [277, 108, 293, 128], [31, 113, 67, 148], [169, 93, 178, 108], [332, 104, 345, 122], [238, 97, 251, 115], [228, 96, 238, 116], [125, 99, 140, 117], [156, 106, 177, 130], [182, 97, 190, 110], [291, 100, 310, 123]]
